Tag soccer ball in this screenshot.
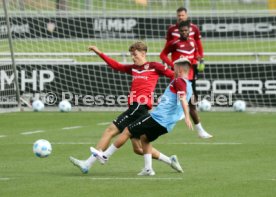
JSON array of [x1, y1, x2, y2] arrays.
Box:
[[233, 100, 246, 112], [32, 100, 45, 112], [198, 99, 211, 112], [33, 139, 52, 158], [58, 100, 72, 112]]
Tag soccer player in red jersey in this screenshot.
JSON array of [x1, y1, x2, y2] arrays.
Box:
[[166, 7, 204, 63], [160, 20, 213, 139], [69, 41, 184, 174]]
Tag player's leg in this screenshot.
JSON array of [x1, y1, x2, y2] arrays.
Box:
[[130, 138, 183, 172], [137, 134, 155, 176], [69, 105, 139, 173], [90, 114, 151, 163], [69, 123, 120, 173], [90, 127, 132, 163], [96, 123, 119, 151], [189, 79, 213, 139]]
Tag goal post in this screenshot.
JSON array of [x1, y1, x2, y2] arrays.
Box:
[[0, 0, 276, 112], [0, 0, 20, 112]]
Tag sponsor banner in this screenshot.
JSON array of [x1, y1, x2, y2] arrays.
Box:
[[1, 63, 275, 107], [0, 16, 275, 39]]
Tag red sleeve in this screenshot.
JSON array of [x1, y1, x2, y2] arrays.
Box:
[[194, 40, 200, 62], [173, 78, 187, 97], [160, 41, 175, 68], [166, 25, 173, 42], [153, 62, 174, 80], [98, 53, 132, 74], [195, 39, 204, 58], [193, 25, 204, 58]]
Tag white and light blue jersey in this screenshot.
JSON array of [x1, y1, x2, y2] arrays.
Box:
[[150, 78, 192, 132]]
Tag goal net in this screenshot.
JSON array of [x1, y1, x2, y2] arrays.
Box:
[[0, 0, 276, 111]]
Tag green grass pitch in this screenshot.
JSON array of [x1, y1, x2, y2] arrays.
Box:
[[0, 111, 276, 197]]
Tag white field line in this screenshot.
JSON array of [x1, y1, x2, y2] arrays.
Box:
[[0, 135, 7, 138], [97, 122, 111, 126], [0, 177, 10, 181], [159, 142, 243, 145], [62, 126, 83, 130], [51, 142, 242, 145], [21, 130, 45, 135], [87, 177, 183, 181], [52, 142, 94, 145]]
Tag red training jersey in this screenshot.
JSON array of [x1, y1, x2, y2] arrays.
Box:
[[166, 22, 204, 58], [160, 37, 198, 80], [169, 77, 187, 97], [98, 53, 174, 109]]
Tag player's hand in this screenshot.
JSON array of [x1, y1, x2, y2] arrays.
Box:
[[197, 59, 205, 72], [88, 46, 101, 54], [185, 117, 193, 130]]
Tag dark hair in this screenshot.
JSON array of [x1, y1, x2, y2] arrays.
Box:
[[129, 41, 147, 52], [177, 7, 187, 13], [178, 20, 190, 29]]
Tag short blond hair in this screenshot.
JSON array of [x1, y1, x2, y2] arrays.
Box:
[[129, 41, 147, 52]]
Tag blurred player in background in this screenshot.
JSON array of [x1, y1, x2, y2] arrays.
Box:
[[90, 58, 193, 176], [166, 7, 204, 63], [69, 41, 184, 174], [161, 20, 212, 139]]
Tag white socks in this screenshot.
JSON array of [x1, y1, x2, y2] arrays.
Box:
[[103, 144, 118, 157], [144, 154, 152, 170], [85, 144, 118, 168], [195, 122, 204, 132], [85, 155, 97, 169], [158, 153, 171, 165], [195, 123, 213, 138]]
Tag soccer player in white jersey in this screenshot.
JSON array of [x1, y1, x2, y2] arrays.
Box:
[[90, 57, 194, 176]]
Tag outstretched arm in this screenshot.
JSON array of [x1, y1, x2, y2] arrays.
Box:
[[154, 62, 174, 80], [88, 45, 131, 73], [160, 45, 174, 69]]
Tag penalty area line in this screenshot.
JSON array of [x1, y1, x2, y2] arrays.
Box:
[[21, 130, 45, 135]]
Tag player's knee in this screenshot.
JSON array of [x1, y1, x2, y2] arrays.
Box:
[[103, 124, 119, 138], [132, 146, 143, 155]]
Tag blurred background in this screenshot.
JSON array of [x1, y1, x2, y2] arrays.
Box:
[[0, 0, 276, 111]]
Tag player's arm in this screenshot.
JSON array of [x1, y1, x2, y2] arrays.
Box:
[[192, 26, 205, 72], [154, 62, 174, 80], [179, 94, 193, 130], [88, 45, 131, 73], [165, 25, 173, 44], [175, 79, 193, 130], [159, 44, 174, 69], [193, 26, 204, 59]]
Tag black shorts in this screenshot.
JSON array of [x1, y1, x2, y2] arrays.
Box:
[[128, 114, 168, 142], [113, 102, 149, 133], [189, 79, 198, 103], [193, 64, 199, 80]]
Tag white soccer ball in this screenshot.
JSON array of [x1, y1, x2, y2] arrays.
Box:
[[198, 99, 211, 112], [33, 139, 52, 158], [32, 100, 45, 112], [58, 100, 72, 112], [233, 100, 246, 112]]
